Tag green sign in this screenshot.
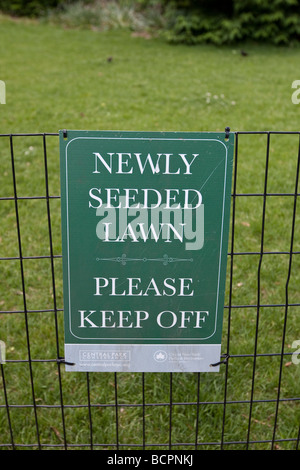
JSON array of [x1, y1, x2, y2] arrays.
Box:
[[60, 130, 234, 372]]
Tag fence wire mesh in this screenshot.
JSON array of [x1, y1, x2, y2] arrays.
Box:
[[0, 131, 299, 450]]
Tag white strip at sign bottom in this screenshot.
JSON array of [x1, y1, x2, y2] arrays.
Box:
[[64, 344, 222, 372]]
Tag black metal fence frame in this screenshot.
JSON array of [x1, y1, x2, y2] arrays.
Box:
[[0, 131, 299, 450]]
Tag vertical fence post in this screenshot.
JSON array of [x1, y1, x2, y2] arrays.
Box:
[[246, 132, 271, 448], [42, 134, 69, 450], [220, 131, 239, 449], [271, 134, 300, 449], [9, 135, 41, 450]]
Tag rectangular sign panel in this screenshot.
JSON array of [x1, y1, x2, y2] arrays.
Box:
[[60, 130, 234, 372]]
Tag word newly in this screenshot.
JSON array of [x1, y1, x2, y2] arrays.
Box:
[[92, 152, 199, 175]]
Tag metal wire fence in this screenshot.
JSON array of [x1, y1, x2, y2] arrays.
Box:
[[0, 131, 299, 450]]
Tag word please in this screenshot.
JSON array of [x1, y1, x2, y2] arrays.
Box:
[[94, 277, 194, 296]]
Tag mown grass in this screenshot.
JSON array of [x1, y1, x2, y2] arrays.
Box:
[[0, 14, 299, 450]]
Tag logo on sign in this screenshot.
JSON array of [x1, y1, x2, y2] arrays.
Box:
[[154, 350, 168, 362]]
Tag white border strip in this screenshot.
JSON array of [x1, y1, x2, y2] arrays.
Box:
[[65, 343, 221, 372]]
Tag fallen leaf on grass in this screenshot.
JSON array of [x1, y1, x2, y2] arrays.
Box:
[[50, 426, 64, 443], [242, 414, 271, 428]]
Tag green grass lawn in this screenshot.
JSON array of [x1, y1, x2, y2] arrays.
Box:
[[0, 14, 299, 450], [1, 14, 300, 134]]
